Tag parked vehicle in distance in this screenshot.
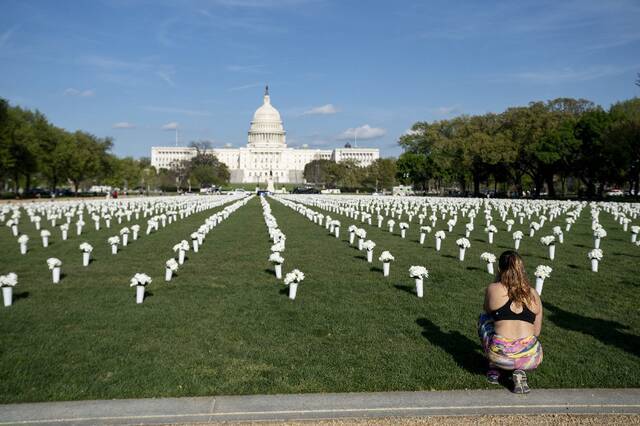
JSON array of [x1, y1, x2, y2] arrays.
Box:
[[606, 189, 624, 197]]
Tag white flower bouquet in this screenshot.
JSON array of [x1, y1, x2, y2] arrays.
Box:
[[409, 265, 429, 279], [512, 230, 524, 250], [588, 248, 603, 261], [284, 269, 305, 299], [130, 273, 152, 286], [108, 235, 120, 254], [269, 252, 284, 264], [79, 242, 93, 252], [540, 236, 555, 246], [0, 272, 18, 287], [1, 272, 17, 306], [130, 272, 152, 303], [535, 265, 552, 279], [271, 241, 285, 253], [47, 257, 62, 269], [481, 252, 496, 274], [456, 237, 471, 249], [165, 258, 179, 280], [363, 240, 376, 262], [379, 250, 395, 263], [534, 264, 552, 295]]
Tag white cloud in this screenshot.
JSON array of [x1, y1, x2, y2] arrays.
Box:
[[226, 64, 265, 73], [303, 104, 339, 115], [144, 106, 211, 116], [510, 64, 639, 84], [0, 26, 16, 49], [64, 88, 95, 97], [338, 124, 386, 141], [162, 122, 179, 130], [113, 122, 136, 129], [156, 70, 175, 87], [434, 105, 461, 115], [228, 82, 263, 91]]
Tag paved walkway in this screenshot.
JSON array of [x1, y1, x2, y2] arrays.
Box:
[[1, 389, 639, 425]]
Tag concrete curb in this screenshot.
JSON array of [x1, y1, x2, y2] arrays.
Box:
[[1, 389, 639, 425]]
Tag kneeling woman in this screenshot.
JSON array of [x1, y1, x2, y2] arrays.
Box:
[[478, 251, 543, 394]]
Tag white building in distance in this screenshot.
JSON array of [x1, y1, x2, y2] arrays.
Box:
[[151, 87, 380, 184]]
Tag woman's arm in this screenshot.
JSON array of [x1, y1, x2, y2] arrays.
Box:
[[483, 285, 492, 313], [532, 290, 543, 337]]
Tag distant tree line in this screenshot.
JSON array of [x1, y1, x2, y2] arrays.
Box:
[[398, 97, 640, 198], [303, 158, 397, 192], [0, 98, 230, 196]]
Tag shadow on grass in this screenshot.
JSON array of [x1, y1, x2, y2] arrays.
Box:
[[13, 291, 30, 302], [370, 266, 383, 273], [612, 252, 640, 258], [394, 284, 416, 296], [416, 317, 486, 377], [442, 254, 456, 260], [263, 268, 275, 277], [466, 266, 482, 272], [354, 254, 366, 261], [567, 264, 580, 269], [545, 303, 640, 358], [144, 291, 154, 299]]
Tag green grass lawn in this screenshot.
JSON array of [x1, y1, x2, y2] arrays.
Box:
[[0, 196, 639, 403]]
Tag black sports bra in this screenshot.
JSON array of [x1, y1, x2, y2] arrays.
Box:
[[490, 299, 536, 324]]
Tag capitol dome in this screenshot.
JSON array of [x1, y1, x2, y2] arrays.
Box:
[[248, 86, 286, 147]]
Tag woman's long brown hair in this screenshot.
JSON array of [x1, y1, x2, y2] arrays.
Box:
[[497, 251, 532, 306]]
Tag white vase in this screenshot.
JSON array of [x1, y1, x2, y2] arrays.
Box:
[[95, 222, 100, 231], [179, 250, 185, 265], [415, 278, 424, 298], [349, 233, 355, 245], [136, 285, 145, 304], [488, 233, 494, 244], [165, 268, 173, 281], [529, 229, 535, 237], [19, 243, 27, 255], [52, 267, 61, 284], [377, 218, 383, 228], [76, 226, 82, 236], [632, 233, 637, 243], [111, 245, 118, 255], [549, 244, 555, 260], [535, 277, 544, 295], [465, 230, 470, 238], [389, 225, 395, 233], [383, 262, 390, 277], [11, 225, 18, 236], [487, 263, 494, 275], [358, 239, 364, 251], [419, 233, 426, 244], [366, 250, 373, 263], [400, 229, 406, 238], [2, 287, 12, 307], [62, 230, 68, 240], [334, 228, 340, 238], [515, 239, 521, 250], [558, 234, 564, 244], [591, 259, 599, 272], [436, 238, 442, 251], [42, 237, 49, 247], [566, 223, 571, 232], [594, 238, 600, 249], [192, 240, 199, 253], [133, 231, 138, 241], [275, 264, 282, 279], [458, 248, 466, 261], [122, 234, 128, 246], [507, 224, 512, 232], [288, 283, 298, 300], [82, 252, 90, 266]]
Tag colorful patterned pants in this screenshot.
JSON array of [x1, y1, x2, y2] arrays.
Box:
[[477, 313, 543, 371]]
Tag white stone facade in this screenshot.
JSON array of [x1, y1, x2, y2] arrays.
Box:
[[151, 88, 380, 184]]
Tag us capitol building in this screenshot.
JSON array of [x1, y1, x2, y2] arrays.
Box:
[[151, 87, 380, 184]]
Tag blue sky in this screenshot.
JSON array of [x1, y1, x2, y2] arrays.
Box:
[[1, 0, 639, 159]]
